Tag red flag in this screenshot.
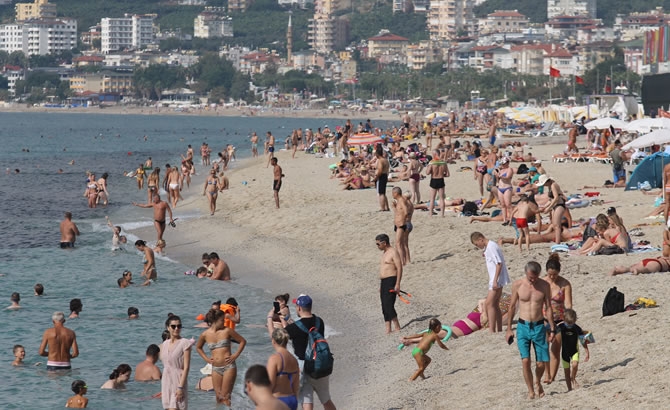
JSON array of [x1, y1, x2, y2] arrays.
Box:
[[575, 75, 584, 84], [549, 67, 560, 77]]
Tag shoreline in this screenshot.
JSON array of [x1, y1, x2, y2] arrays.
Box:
[[0, 104, 403, 121], [127, 155, 369, 407]]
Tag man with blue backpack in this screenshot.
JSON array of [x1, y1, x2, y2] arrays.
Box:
[[285, 295, 336, 410]]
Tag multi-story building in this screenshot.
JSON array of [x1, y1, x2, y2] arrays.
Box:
[[69, 70, 133, 94], [315, 0, 338, 14], [545, 15, 603, 40], [308, 14, 336, 54], [101, 14, 155, 54], [15, 0, 56, 22], [194, 8, 233, 38], [0, 18, 77, 56], [277, 0, 313, 8], [479, 10, 529, 35], [393, 0, 412, 14], [228, 0, 253, 12], [239, 51, 280, 75], [547, 0, 596, 19], [510, 43, 553, 76], [427, 0, 478, 41], [367, 31, 409, 61], [544, 47, 577, 76], [614, 8, 670, 42], [406, 41, 441, 70], [1, 65, 24, 95]]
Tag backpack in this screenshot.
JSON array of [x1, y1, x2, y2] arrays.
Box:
[[602, 287, 625, 317], [462, 201, 479, 217], [294, 317, 334, 379]]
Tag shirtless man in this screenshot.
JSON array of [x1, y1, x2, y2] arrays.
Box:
[[375, 233, 402, 333], [391, 187, 410, 266], [266, 131, 275, 168], [426, 152, 450, 217], [60, 212, 80, 249], [251, 132, 259, 158], [402, 111, 411, 134], [165, 167, 181, 208], [39, 311, 79, 371], [505, 261, 555, 400], [372, 149, 390, 211], [209, 252, 231, 281], [132, 194, 174, 242], [135, 344, 162, 381], [271, 158, 283, 209], [487, 120, 497, 146]]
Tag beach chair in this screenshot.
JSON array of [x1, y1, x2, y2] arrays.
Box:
[[530, 122, 555, 137]]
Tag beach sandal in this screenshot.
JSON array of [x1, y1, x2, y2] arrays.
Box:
[[629, 228, 644, 237]]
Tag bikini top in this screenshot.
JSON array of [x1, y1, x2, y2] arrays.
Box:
[[207, 339, 230, 350], [208, 179, 218, 185], [276, 353, 298, 385]]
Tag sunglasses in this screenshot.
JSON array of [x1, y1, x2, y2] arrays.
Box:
[[170, 324, 182, 330]]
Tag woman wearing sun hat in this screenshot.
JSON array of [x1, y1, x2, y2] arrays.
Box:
[[537, 175, 567, 244]]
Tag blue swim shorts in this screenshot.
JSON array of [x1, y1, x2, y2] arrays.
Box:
[[516, 319, 549, 362], [613, 168, 625, 183]]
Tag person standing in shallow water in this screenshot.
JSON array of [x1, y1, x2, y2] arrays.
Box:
[[39, 311, 79, 371], [132, 194, 174, 243], [161, 315, 191, 410]]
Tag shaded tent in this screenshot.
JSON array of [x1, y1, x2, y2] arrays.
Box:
[[626, 152, 670, 190]]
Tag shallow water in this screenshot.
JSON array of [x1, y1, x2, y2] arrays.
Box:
[[0, 112, 363, 409]]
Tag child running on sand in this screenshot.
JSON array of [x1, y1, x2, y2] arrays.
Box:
[[406, 318, 448, 381], [65, 380, 88, 408], [558, 309, 590, 391]]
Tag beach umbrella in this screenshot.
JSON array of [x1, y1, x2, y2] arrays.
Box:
[[584, 117, 627, 130], [622, 128, 670, 150], [625, 118, 670, 133], [348, 133, 383, 146], [425, 111, 449, 120]]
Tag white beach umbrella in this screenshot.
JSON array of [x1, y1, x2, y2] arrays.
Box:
[[625, 118, 670, 133], [584, 117, 628, 130], [622, 128, 670, 150]]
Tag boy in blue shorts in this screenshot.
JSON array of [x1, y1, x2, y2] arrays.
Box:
[[558, 308, 590, 391]]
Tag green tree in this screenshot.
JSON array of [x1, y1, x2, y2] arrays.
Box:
[[133, 65, 186, 100], [189, 53, 235, 93]]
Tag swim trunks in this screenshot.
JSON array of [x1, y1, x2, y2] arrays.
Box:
[[516, 318, 549, 362], [613, 169, 625, 183], [60, 242, 75, 249], [515, 218, 528, 229], [273, 180, 282, 192], [376, 173, 388, 195], [429, 178, 445, 190], [380, 276, 397, 322], [269, 146, 275, 153], [46, 361, 71, 371]]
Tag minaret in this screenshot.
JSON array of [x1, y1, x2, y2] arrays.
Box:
[[287, 12, 293, 65]]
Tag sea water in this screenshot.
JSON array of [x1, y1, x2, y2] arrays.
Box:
[[0, 112, 376, 409]]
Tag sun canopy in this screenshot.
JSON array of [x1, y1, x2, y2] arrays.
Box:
[[622, 128, 670, 150]]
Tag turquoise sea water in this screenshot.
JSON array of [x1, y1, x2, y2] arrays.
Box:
[[0, 112, 373, 409]]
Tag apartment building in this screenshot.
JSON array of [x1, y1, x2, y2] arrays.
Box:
[[479, 10, 529, 35], [367, 31, 409, 63], [308, 14, 336, 54], [427, 0, 478, 41], [614, 8, 670, 42], [101, 14, 155, 54], [15, 0, 56, 21], [228, 0, 253, 12], [194, 8, 233, 38], [69, 70, 133, 94], [547, 0, 596, 19], [545, 15, 603, 40], [406, 41, 441, 70], [0, 18, 77, 56]]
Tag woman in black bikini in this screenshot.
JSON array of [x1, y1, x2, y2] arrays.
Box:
[[474, 149, 488, 197], [537, 175, 567, 244], [266, 328, 299, 410]]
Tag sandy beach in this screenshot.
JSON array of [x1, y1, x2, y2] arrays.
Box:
[[146, 136, 670, 409]]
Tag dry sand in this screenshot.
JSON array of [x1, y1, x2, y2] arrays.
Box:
[[153, 137, 670, 409]]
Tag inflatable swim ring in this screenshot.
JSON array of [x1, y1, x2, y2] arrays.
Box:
[[397, 324, 452, 350]]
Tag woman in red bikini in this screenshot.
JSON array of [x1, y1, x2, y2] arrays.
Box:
[[609, 256, 670, 275], [542, 253, 572, 384]]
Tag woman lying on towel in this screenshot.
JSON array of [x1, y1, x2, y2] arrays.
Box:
[[609, 256, 670, 275]]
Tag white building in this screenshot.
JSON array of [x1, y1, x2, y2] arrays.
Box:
[[278, 0, 313, 9], [101, 14, 155, 54], [0, 18, 77, 56], [428, 0, 478, 41], [547, 0, 596, 19], [194, 8, 233, 38]]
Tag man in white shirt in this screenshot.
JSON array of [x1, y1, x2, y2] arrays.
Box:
[[471, 231, 510, 333]]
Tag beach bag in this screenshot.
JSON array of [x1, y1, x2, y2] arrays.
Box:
[[602, 287, 625, 317], [517, 163, 529, 174], [462, 201, 479, 217], [596, 245, 624, 255], [294, 317, 334, 379]]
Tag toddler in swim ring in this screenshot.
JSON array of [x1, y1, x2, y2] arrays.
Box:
[[406, 318, 448, 381]]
